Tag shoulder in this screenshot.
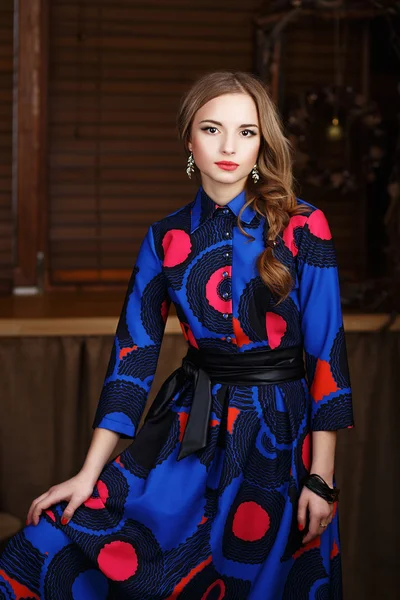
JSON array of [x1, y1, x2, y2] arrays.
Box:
[[292, 198, 337, 267], [295, 198, 332, 237], [291, 197, 332, 236], [146, 200, 194, 260], [150, 200, 194, 236], [281, 198, 333, 258]]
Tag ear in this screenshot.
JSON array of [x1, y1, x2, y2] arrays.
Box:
[[188, 140, 193, 152]]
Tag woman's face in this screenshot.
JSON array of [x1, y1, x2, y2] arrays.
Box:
[[188, 93, 261, 191]]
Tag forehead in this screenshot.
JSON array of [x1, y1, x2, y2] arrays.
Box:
[[194, 93, 258, 124]]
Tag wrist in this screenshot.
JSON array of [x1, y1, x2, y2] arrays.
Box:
[[309, 467, 334, 487], [78, 467, 100, 488]]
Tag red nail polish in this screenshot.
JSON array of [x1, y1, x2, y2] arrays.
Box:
[[61, 517, 68, 525], [298, 523, 304, 531]]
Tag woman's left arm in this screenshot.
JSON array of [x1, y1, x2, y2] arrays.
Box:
[[296, 207, 355, 543]]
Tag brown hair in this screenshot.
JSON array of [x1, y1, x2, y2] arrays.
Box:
[[177, 71, 311, 304]]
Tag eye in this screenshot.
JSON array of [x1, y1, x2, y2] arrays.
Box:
[[200, 126, 219, 134], [241, 129, 257, 137]]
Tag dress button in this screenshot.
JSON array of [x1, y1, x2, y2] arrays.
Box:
[[223, 208, 229, 214], [225, 232, 231, 238], [223, 313, 229, 319], [222, 271, 228, 278], [222, 292, 229, 299], [226, 336, 232, 342], [224, 252, 230, 259]]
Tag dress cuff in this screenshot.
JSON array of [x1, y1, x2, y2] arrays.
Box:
[[94, 414, 135, 439]]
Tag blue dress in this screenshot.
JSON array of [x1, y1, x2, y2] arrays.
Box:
[[0, 187, 354, 599]]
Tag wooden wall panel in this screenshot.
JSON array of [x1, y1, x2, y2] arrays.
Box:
[[0, 1, 14, 294], [47, 0, 261, 287]]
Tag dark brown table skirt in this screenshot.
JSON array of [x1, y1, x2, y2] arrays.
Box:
[[0, 331, 398, 599]]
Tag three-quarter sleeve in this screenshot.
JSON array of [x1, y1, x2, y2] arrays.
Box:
[[297, 208, 355, 431], [92, 223, 171, 438]]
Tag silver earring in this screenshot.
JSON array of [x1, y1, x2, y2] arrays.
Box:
[[186, 152, 195, 179], [251, 163, 260, 184]]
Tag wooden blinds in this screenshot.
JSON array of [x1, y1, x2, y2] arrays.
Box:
[[47, 0, 260, 288], [0, 1, 14, 294]]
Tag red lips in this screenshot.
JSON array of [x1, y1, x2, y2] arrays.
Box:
[[215, 161, 239, 171]]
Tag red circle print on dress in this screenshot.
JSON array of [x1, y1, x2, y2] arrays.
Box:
[[201, 579, 226, 600], [266, 312, 287, 349], [307, 210, 332, 240], [302, 432, 311, 471], [232, 501, 271, 541], [282, 215, 308, 256], [162, 229, 192, 267], [84, 479, 110, 510], [97, 540, 138, 581], [205, 266, 232, 313]]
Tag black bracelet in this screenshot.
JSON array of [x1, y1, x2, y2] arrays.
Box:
[[303, 473, 340, 504]]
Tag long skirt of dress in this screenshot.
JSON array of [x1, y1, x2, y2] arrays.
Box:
[[0, 379, 343, 599]]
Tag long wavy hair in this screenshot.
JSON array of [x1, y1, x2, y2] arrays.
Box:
[[177, 71, 311, 304]]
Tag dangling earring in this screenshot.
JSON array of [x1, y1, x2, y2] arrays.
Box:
[[186, 152, 195, 179], [251, 163, 260, 184]]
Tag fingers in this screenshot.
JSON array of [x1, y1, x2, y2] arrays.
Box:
[[61, 499, 82, 526], [302, 513, 321, 545], [26, 491, 51, 526], [29, 488, 69, 526], [297, 495, 308, 533], [302, 513, 332, 545]]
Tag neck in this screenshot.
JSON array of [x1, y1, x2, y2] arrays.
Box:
[[201, 174, 247, 206]]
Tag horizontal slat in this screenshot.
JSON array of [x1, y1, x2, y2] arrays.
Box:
[[50, 211, 162, 226], [49, 65, 225, 84], [52, 0, 253, 11], [49, 80, 192, 95], [50, 47, 252, 69], [50, 123, 179, 139], [51, 269, 132, 283], [49, 152, 186, 168], [49, 139, 183, 154], [49, 93, 184, 112], [51, 5, 253, 23], [50, 21, 253, 40], [51, 194, 191, 213], [49, 167, 187, 183], [51, 35, 251, 54], [49, 182, 194, 197]]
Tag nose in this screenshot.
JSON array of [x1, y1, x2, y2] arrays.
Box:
[[220, 132, 236, 155]]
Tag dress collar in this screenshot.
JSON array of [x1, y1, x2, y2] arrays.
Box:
[[190, 186, 256, 233]]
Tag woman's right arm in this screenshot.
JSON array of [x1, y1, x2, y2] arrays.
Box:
[[27, 428, 119, 526], [26, 223, 170, 527], [79, 427, 120, 485]]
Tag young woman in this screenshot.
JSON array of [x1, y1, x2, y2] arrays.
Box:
[[0, 72, 354, 599]]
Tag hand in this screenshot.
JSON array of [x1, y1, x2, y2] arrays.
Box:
[[297, 486, 334, 545], [26, 472, 96, 527]]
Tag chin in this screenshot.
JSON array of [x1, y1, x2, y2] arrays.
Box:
[[204, 170, 248, 186]]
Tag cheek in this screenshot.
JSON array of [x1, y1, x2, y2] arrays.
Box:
[[191, 136, 214, 167], [247, 140, 261, 164]]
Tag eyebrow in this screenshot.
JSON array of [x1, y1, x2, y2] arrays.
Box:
[[199, 119, 259, 128]]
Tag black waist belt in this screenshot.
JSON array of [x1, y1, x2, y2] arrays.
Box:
[[145, 345, 305, 461]]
